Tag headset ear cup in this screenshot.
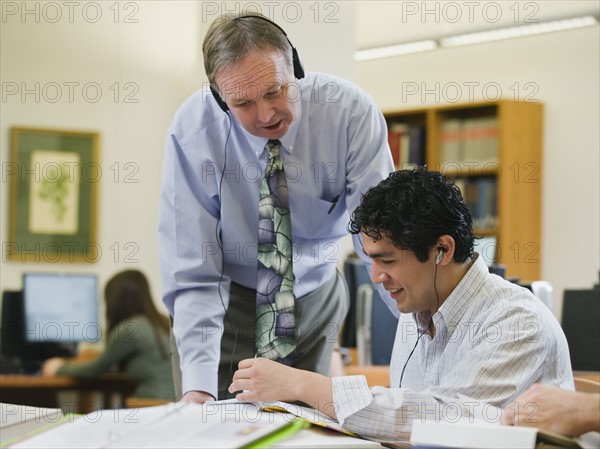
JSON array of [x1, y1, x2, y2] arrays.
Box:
[[210, 86, 229, 112], [292, 47, 305, 79]]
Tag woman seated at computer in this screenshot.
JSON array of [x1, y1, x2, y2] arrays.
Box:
[[42, 270, 175, 401]]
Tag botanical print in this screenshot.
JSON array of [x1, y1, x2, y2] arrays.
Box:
[[28, 150, 80, 235]]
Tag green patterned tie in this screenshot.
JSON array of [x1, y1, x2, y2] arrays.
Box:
[[255, 139, 296, 364]]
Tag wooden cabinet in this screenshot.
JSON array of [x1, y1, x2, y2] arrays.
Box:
[[384, 100, 543, 281]]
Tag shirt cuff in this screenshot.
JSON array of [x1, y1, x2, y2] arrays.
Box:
[[332, 375, 373, 426], [182, 363, 218, 400]]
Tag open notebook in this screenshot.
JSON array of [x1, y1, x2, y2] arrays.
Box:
[[9, 402, 306, 449], [256, 401, 357, 437], [1, 403, 65, 448]]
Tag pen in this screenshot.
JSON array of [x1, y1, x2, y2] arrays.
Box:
[[327, 194, 340, 214]]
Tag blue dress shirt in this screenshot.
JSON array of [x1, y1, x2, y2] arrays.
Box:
[[159, 71, 395, 398]]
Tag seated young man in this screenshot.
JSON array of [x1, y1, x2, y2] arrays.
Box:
[[229, 168, 573, 444]]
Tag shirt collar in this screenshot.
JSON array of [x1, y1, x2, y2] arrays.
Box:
[[434, 253, 486, 332], [280, 97, 302, 154]]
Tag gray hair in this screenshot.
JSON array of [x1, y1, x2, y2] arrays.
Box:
[[203, 13, 293, 87]]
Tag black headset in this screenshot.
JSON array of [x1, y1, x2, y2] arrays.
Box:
[[209, 15, 305, 113]]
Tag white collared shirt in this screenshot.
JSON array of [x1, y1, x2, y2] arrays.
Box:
[[333, 254, 574, 444]]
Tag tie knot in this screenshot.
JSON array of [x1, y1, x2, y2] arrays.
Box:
[[266, 139, 281, 158]]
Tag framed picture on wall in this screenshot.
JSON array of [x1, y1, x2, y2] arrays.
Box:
[[7, 127, 100, 263]]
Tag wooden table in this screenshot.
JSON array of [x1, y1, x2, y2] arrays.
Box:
[[341, 365, 599, 390], [573, 371, 600, 383], [344, 365, 390, 387], [0, 373, 135, 413]]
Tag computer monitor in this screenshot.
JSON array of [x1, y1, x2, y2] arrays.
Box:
[[475, 235, 497, 267], [23, 273, 100, 345]]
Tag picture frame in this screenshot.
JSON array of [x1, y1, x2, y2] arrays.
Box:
[[7, 127, 100, 263]]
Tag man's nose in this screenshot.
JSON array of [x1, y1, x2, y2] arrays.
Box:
[[371, 265, 389, 284], [256, 99, 275, 123]]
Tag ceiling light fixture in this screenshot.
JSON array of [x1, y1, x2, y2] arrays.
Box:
[[354, 40, 437, 61], [440, 15, 598, 47], [354, 15, 598, 61]]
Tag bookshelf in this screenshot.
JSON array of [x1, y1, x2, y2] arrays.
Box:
[[384, 100, 543, 282]]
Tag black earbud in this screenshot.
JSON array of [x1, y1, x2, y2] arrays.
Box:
[[210, 15, 305, 113]]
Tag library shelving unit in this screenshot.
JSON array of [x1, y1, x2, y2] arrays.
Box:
[[384, 100, 543, 282]]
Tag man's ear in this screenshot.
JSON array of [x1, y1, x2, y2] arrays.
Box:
[[436, 235, 456, 264]]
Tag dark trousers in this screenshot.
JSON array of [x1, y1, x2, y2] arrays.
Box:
[[170, 271, 349, 400]]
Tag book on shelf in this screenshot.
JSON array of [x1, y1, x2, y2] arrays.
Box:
[[440, 116, 499, 168], [387, 122, 425, 169], [388, 127, 402, 167], [388, 122, 409, 168], [453, 177, 498, 231], [408, 125, 426, 167], [481, 116, 499, 164], [410, 418, 597, 449], [474, 177, 498, 230], [441, 118, 462, 165]]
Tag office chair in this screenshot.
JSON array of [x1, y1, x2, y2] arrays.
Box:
[[341, 258, 359, 348], [344, 258, 397, 366], [561, 288, 600, 372], [356, 285, 373, 366], [1, 290, 27, 374], [358, 284, 397, 365], [341, 257, 398, 365], [1, 291, 23, 355]]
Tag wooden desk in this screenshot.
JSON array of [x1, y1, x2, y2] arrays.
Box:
[[343, 348, 391, 387], [0, 373, 135, 413], [573, 371, 600, 383], [344, 365, 390, 387], [341, 367, 599, 390]]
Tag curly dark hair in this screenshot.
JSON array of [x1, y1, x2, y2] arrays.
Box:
[[348, 168, 474, 263]]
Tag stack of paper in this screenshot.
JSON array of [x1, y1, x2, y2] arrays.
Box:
[[8, 402, 305, 449]]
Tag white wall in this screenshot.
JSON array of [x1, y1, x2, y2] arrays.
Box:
[[0, 2, 357, 319], [2, 1, 598, 324], [357, 26, 600, 319]]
